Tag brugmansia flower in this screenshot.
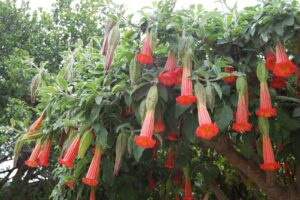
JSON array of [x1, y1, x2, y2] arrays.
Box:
[[164, 148, 175, 169], [38, 138, 52, 167], [176, 53, 196, 106], [158, 52, 177, 86], [270, 77, 285, 89], [104, 23, 120, 71], [183, 167, 194, 200], [167, 132, 177, 141], [222, 66, 238, 83], [232, 77, 252, 133], [194, 82, 219, 140], [25, 141, 42, 168], [174, 67, 183, 84], [136, 31, 153, 65], [134, 85, 158, 148], [28, 111, 45, 133], [59, 134, 81, 168], [101, 18, 116, 56], [259, 118, 280, 171], [256, 61, 277, 118], [265, 50, 276, 71], [149, 176, 156, 190], [89, 187, 95, 200], [82, 143, 104, 186], [273, 42, 296, 77], [154, 115, 166, 134]]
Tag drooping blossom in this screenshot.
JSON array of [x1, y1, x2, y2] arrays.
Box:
[[194, 82, 219, 139], [38, 138, 52, 167], [82, 144, 103, 186], [24, 141, 42, 168], [167, 132, 177, 141], [59, 134, 81, 168], [136, 31, 153, 65], [273, 42, 296, 77], [164, 149, 175, 169], [260, 134, 280, 171], [154, 115, 166, 134], [265, 50, 276, 71], [104, 24, 120, 71], [174, 67, 183, 84], [256, 82, 277, 118], [158, 52, 177, 86], [101, 18, 116, 56], [223, 66, 238, 83], [176, 54, 196, 106], [270, 77, 285, 89], [183, 167, 194, 200], [90, 187, 95, 200], [28, 115, 44, 133]]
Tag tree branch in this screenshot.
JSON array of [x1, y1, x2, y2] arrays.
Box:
[[208, 181, 229, 200]]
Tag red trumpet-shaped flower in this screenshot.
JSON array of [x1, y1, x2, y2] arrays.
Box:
[[38, 138, 51, 167], [154, 115, 166, 133], [183, 176, 194, 200], [260, 135, 280, 171], [28, 116, 44, 133], [176, 62, 196, 106], [158, 52, 177, 86], [59, 135, 81, 169], [164, 149, 175, 169], [134, 111, 156, 148], [270, 77, 285, 89], [25, 141, 42, 168], [174, 67, 183, 85], [232, 95, 252, 133], [82, 146, 103, 186], [136, 31, 153, 65], [149, 176, 156, 190], [196, 104, 219, 140], [273, 42, 296, 77], [90, 187, 95, 200], [223, 66, 238, 83], [265, 50, 276, 71], [167, 132, 177, 141], [256, 82, 277, 118]]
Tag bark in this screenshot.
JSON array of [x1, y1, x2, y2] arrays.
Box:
[[208, 181, 229, 200]]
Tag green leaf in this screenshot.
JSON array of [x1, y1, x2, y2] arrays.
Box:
[[130, 82, 152, 101], [203, 166, 219, 182], [182, 112, 198, 143], [212, 83, 222, 99], [89, 106, 101, 123], [292, 107, 300, 118], [284, 16, 294, 26], [95, 96, 103, 105], [56, 77, 68, 91], [93, 124, 108, 148], [158, 84, 168, 102], [102, 157, 114, 186], [214, 104, 233, 131], [175, 104, 191, 118]]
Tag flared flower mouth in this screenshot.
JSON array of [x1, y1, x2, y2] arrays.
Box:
[[82, 178, 99, 187], [174, 67, 183, 84], [232, 122, 252, 133], [136, 53, 153, 65], [158, 71, 176, 86], [195, 123, 219, 140], [270, 77, 285, 89], [38, 160, 50, 167], [24, 160, 38, 168], [265, 55, 276, 71], [223, 76, 238, 83], [273, 60, 296, 78], [134, 136, 156, 148], [256, 108, 277, 118], [66, 181, 75, 189], [260, 162, 280, 171], [167, 132, 177, 141], [176, 95, 197, 106], [58, 159, 75, 169]]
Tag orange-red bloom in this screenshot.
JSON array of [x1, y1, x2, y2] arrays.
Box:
[[273, 42, 296, 77], [158, 52, 177, 86], [232, 95, 252, 133], [134, 111, 156, 148], [136, 31, 153, 65], [28, 116, 44, 133], [90, 187, 95, 200], [38, 138, 51, 167], [59, 135, 81, 168], [82, 147, 103, 186], [223, 66, 238, 83], [176, 65, 196, 106], [154, 115, 166, 133], [167, 132, 177, 141], [164, 149, 175, 169], [256, 82, 277, 118], [265, 51, 276, 71], [270, 77, 285, 89], [25, 141, 42, 168], [174, 67, 183, 85], [183, 176, 194, 200], [196, 104, 219, 139], [260, 135, 280, 171]]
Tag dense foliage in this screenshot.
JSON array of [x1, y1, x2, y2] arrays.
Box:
[[1, 0, 300, 199]]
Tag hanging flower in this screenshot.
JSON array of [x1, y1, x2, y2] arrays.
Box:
[[183, 167, 194, 200], [28, 114, 45, 133], [158, 52, 177, 86], [24, 141, 42, 168], [154, 115, 166, 134], [176, 53, 196, 106], [174, 67, 183, 85], [136, 31, 153, 65], [59, 134, 81, 169], [164, 149, 175, 169], [232, 77, 252, 133], [194, 82, 219, 139], [167, 132, 177, 141], [222, 66, 238, 83], [149, 176, 156, 190], [101, 18, 116, 56], [265, 50, 276, 71], [89, 187, 95, 200], [260, 135, 280, 171], [38, 138, 51, 167], [134, 85, 158, 148], [104, 24, 120, 71], [273, 42, 296, 77], [82, 144, 103, 186], [270, 77, 285, 89], [256, 82, 277, 118]]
